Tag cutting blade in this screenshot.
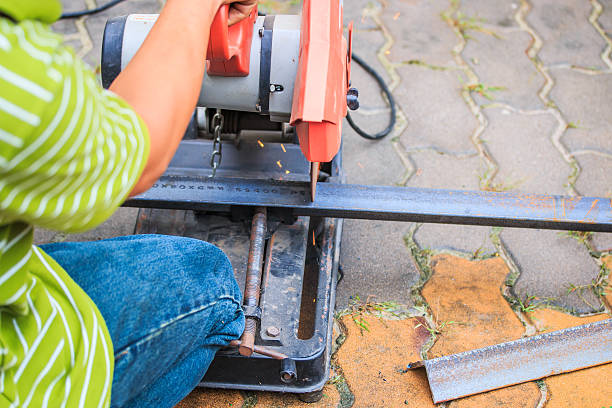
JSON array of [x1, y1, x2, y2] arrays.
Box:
[[310, 162, 320, 201]]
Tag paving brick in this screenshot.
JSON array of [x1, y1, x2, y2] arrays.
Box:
[[500, 228, 604, 314], [395, 65, 478, 154], [255, 384, 340, 407], [423, 255, 541, 407], [336, 315, 433, 407], [527, 309, 612, 408], [175, 388, 243, 408], [592, 232, 612, 252], [603, 255, 612, 308], [574, 153, 612, 197], [405, 151, 495, 256], [482, 108, 568, 195], [550, 69, 612, 155], [338, 127, 420, 307], [459, 1, 520, 29], [51, 18, 80, 35], [83, 0, 161, 67], [414, 224, 496, 257], [382, 0, 457, 66], [344, 0, 379, 31], [404, 149, 482, 189], [526, 0, 609, 69], [338, 219, 418, 307], [463, 31, 546, 110], [34, 207, 140, 244], [424, 255, 524, 353], [600, 0, 612, 34]]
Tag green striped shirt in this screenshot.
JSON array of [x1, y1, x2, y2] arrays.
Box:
[[0, 5, 150, 407]]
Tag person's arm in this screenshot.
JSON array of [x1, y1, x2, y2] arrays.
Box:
[[109, 0, 256, 196]]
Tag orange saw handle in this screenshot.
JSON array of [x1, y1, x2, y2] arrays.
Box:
[[207, 4, 258, 77]]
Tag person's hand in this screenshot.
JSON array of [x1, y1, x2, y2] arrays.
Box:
[[223, 0, 258, 26]]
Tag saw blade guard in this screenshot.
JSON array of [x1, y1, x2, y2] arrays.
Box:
[[290, 0, 351, 163]]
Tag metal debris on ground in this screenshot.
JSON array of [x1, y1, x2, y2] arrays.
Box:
[[407, 319, 612, 403]]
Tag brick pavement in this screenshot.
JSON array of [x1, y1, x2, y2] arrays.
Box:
[[37, 0, 612, 406]]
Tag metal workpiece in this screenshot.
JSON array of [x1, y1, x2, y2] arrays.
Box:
[[410, 319, 612, 403], [239, 207, 268, 357], [126, 176, 612, 232]]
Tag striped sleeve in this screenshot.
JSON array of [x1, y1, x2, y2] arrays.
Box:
[[0, 18, 150, 232]]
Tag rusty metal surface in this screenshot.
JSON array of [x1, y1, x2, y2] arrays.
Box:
[[411, 319, 612, 403], [126, 176, 612, 232], [239, 207, 268, 356]]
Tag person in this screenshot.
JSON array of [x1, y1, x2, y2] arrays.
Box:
[[0, 0, 256, 406]]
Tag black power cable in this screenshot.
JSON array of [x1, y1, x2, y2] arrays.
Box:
[[61, 0, 396, 140], [60, 0, 126, 19], [346, 53, 396, 140]]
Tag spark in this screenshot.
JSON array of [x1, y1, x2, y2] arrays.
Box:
[[281, 143, 286, 152], [312, 231, 315, 246], [276, 160, 282, 168], [285, 170, 290, 174], [257, 140, 264, 148]]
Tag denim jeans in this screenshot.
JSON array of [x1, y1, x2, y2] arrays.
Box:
[[41, 234, 245, 408]]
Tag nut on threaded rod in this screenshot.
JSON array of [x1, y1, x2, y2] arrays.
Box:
[[239, 207, 267, 356]]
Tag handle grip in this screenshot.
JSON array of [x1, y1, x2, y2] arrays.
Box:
[[207, 4, 258, 77]]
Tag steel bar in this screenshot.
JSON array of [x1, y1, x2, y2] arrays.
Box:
[[229, 340, 288, 360], [408, 319, 612, 403], [125, 176, 612, 232], [239, 207, 267, 357]]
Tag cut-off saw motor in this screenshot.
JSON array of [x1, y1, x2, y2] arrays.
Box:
[[101, 0, 358, 201]]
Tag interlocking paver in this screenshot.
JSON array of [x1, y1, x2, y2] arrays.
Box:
[[463, 31, 545, 109], [460, 1, 520, 29], [501, 228, 604, 314], [382, 0, 457, 66], [255, 384, 340, 407], [528, 309, 612, 408], [573, 153, 612, 197], [336, 315, 432, 408], [83, 0, 161, 67], [481, 108, 567, 194], [423, 255, 541, 407], [175, 389, 243, 408], [526, 0, 609, 69], [395, 66, 478, 154], [33, 207, 140, 244], [550, 69, 612, 155]]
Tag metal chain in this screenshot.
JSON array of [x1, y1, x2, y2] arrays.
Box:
[[209, 109, 224, 178]]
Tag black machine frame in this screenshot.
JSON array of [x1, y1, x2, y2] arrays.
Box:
[[126, 136, 611, 401]]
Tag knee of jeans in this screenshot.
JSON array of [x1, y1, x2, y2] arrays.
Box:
[[176, 238, 242, 302]]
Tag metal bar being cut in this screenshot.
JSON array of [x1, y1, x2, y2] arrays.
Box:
[[408, 319, 612, 403], [125, 176, 612, 232]]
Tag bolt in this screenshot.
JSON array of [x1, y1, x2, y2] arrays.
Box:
[[266, 326, 280, 337]]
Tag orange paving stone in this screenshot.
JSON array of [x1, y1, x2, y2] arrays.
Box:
[[423, 255, 540, 407], [175, 388, 243, 408], [529, 309, 612, 408], [254, 383, 340, 407], [336, 315, 433, 407]]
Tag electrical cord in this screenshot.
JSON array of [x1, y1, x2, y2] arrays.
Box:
[[346, 53, 396, 140], [60, 0, 126, 19], [61, 1, 396, 140]]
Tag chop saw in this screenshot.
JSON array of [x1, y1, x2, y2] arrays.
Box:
[[100, 0, 612, 402]]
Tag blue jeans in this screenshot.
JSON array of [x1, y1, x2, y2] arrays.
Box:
[[41, 234, 245, 408]]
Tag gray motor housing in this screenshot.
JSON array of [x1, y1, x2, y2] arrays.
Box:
[[101, 14, 301, 123]]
